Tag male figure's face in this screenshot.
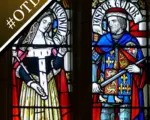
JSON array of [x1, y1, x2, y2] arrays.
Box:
[[108, 16, 122, 34]]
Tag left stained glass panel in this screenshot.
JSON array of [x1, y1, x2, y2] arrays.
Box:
[[12, 0, 72, 120]]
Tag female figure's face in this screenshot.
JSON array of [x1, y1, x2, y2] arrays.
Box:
[[39, 16, 52, 33]]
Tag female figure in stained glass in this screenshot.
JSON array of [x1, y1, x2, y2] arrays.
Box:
[[12, 10, 70, 120]]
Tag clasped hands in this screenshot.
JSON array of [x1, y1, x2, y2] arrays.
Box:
[[27, 81, 46, 97]]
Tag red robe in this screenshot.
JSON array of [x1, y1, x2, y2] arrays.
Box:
[[92, 48, 146, 120], [12, 50, 71, 120]]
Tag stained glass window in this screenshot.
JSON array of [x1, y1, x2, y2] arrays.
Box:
[[92, 0, 148, 120], [12, 0, 72, 120]]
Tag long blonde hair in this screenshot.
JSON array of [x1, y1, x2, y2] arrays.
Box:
[[18, 10, 54, 51]]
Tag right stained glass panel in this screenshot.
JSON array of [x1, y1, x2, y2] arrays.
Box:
[[92, 0, 149, 120]]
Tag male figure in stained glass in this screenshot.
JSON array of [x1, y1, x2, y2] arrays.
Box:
[[92, 8, 146, 120]]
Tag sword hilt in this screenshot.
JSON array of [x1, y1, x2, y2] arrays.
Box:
[[100, 57, 146, 88]]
